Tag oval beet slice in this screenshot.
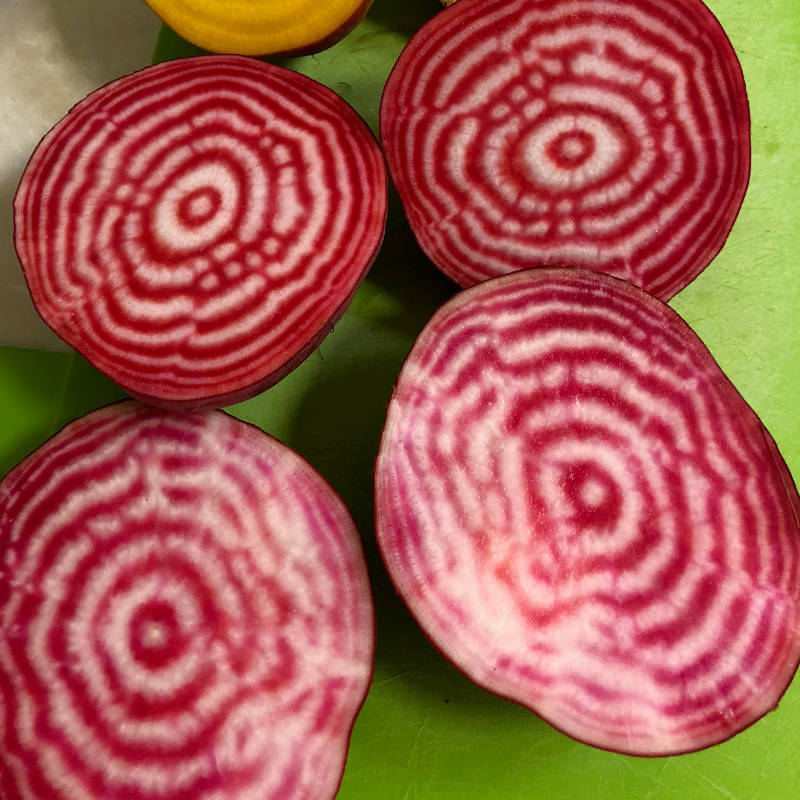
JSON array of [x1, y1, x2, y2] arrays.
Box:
[[0, 402, 374, 798], [13, 55, 387, 409], [375, 268, 800, 756], [380, 0, 750, 300]]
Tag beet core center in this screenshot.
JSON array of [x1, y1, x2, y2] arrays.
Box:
[[129, 600, 184, 668], [560, 460, 622, 529], [177, 187, 222, 227], [546, 130, 596, 170]]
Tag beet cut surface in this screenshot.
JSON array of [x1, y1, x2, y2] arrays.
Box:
[[0, 402, 374, 799], [380, 0, 750, 300], [14, 55, 387, 409], [375, 268, 800, 756]]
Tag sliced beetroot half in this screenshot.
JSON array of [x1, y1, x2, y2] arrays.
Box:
[[13, 55, 387, 409], [379, 0, 750, 300], [0, 402, 374, 798], [375, 267, 800, 756]]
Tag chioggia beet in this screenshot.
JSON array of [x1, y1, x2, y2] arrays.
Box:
[[14, 55, 387, 410], [375, 267, 800, 756], [0, 402, 374, 798], [380, 0, 750, 300]]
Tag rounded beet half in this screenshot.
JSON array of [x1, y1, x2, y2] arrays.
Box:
[[379, 0, 750, 300], [375, 267, 800, 756], [0, 402, 374, 799], [13, 55, 387, 410]]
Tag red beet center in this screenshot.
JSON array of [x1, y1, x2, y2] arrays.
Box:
[[129, 600, 184, 669], [546, 130, 596, 169], [560, 460, 622, 530], [177, 187, 222, 227]]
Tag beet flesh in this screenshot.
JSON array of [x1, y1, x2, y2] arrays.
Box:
[[13, 55, 387, 410], [0, 402, 374, 798], [380, 0, 750, 300], [375, 267, 800, 756]]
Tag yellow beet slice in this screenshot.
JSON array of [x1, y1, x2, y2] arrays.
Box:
[[142, 0, 373, 56]]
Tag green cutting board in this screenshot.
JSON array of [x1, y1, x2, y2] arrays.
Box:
[[1, 1, 798, 797]]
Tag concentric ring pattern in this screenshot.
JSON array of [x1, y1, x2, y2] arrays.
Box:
[[380, 0, 750, 299], [375, 268, 800, 755], [14, 55, 387, 408], [0, 402, 374, 798]]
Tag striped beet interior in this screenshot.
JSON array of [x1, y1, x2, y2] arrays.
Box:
[[375, 268, 800, 756], [13, 55, 387, 409], [0, 402, 373, 799], [380, 0, 750, 300]]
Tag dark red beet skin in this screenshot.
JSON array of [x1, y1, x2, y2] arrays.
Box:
[[13, 55, 387, 410], [0, 403, 374, 799], [380, 0, 750, 300], [375, 268, 800, 756]]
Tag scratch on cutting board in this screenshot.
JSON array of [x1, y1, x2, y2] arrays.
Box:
[[403, 706, 434, 773], [788, 768, 800, 800], [371, 658, 445, 688], [746, 746, 773, 799], [618, 756, 722, 800], [399, 776, 481, 800], [684, 765, 739, 800], [399, 783, 418, 800], [614, 756, 684, 800], [638, 760, 670, 800], [51, 351, 76, 433]]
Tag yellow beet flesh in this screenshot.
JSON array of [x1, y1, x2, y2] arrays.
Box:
[[142, 0, 373, 56]]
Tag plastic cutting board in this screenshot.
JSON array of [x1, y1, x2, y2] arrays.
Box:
[[1, 1, 798, 797]]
